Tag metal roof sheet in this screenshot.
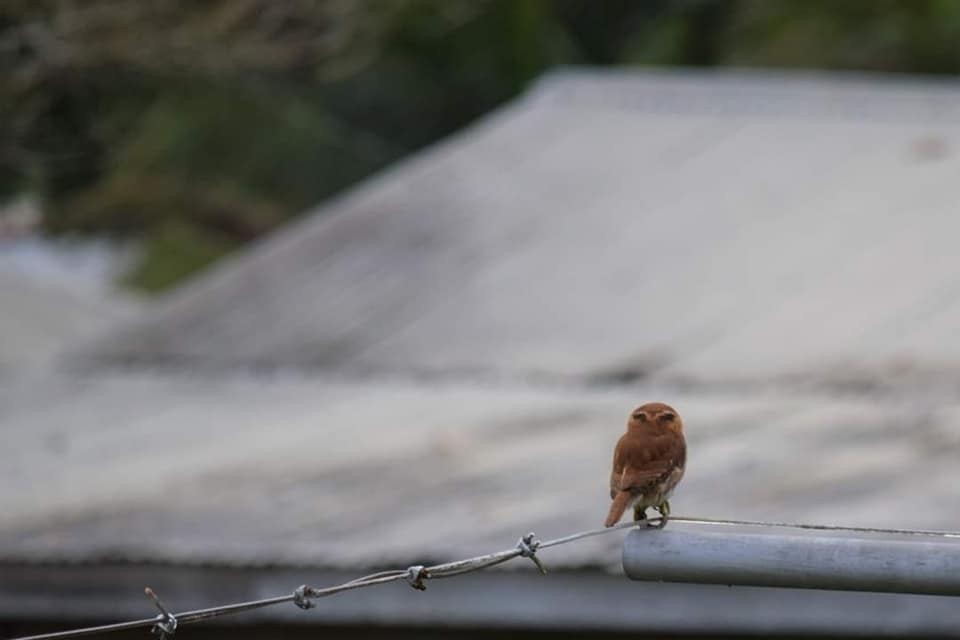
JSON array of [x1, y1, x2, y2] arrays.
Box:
[[74, 69, 960, 389], [2, 372, 957, 569]]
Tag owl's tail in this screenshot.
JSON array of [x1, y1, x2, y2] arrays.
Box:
[[605, 491, 633, 527]]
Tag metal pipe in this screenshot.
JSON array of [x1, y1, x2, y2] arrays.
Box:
[[623, 524, 960, 596]]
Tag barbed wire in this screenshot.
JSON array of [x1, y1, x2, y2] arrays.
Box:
[[10, 515, 960, 640]]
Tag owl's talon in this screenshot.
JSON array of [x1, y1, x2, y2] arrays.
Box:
[[633, 505, 647, 524], [651, 500, 670, 528]]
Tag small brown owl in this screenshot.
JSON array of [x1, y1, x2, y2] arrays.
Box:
[[605, 402, 686, 528]]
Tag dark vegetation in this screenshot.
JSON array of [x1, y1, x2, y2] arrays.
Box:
[[3, 0, 960, 290]]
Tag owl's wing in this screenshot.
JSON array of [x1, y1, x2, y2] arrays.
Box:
[[617, 430, 685, 494]]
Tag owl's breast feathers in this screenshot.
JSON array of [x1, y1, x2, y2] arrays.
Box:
[[611, 423, 686, 498]]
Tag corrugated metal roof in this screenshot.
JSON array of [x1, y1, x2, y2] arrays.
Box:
[[3, 371, 958, 569], [76, 69, 960, 389], [7, 69, 960, 634]]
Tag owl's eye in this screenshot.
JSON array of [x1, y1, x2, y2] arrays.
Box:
[[659, 412, 675, 422], [632, 411, 646, 421]]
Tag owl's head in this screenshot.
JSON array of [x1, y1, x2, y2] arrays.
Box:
[[628, 402, 683, 432]]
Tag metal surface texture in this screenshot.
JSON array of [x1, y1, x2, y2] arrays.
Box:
[[624, 523, 960, 595], [71, 69, 960, 389], [3, 372, 960, 569]]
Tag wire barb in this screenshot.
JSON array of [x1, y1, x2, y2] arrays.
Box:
[[144, 588, 177, 640], [405, 565, 428, 591], [291, 585, 315, 610], [516, 532, 546, 574]]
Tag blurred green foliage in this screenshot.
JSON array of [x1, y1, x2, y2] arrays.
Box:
[[3, 0, 960, 291]]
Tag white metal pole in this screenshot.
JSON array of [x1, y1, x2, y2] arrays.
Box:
[[623, 524, 960, 596]]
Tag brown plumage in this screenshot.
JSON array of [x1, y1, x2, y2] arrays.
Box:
[[605, 402, 686, 528]]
